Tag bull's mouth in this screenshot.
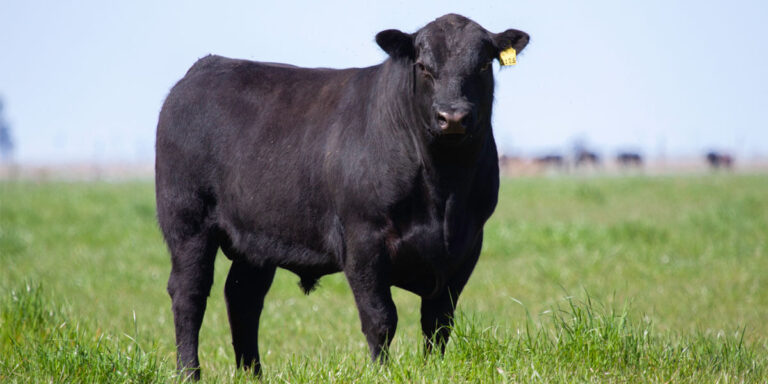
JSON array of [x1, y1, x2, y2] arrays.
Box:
[[440, 126, 466, 135], [436, 130, 472, 147]]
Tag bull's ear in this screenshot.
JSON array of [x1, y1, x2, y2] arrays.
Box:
[[492, 28, 530, 55], [376, 29, 415, 60]]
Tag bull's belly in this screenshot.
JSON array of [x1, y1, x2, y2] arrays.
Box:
[[218, 215, 339, 267], [218, 205, 479, 299]]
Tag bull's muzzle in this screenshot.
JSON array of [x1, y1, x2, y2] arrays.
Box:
[[436, 110, 470, 135]]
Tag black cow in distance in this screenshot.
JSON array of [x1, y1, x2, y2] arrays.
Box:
[[155, 14, 529, 379], [706, 151, 733, 169], [575, 150, 600, 167], [616, 152, 643, 168]]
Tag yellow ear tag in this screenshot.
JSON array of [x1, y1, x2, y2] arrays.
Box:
[[499, 47, 517, 66]]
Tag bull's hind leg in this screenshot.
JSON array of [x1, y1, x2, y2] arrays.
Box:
[[224, 260, 276, 376], [166, 231, 218, 380]]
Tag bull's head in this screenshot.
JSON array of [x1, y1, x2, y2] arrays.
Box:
[[376, 14, 528, 143]]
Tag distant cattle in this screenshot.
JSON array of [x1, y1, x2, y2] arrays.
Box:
[[155, 14, 529, 379], [616, 152, 643, 167], [535, 154, 565, 168], [706, 151, 733, 169], [575, 150, 600, 167]]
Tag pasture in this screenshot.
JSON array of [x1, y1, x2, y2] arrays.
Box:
[[1, 174, 767, 382]]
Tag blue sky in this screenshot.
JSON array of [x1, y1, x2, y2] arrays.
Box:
[[1, 0, 766, 164]]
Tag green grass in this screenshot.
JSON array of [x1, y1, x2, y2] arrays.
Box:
[[0, 283, 165, 383], [1, 174, 767, 382]]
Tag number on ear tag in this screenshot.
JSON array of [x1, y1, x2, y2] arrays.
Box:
[[499, 47, 517, 66]]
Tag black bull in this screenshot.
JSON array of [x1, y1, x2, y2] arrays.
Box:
[[156, 14, 529, 379]]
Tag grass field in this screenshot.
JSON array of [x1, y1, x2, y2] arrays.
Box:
[[1, 174, 767, 382]]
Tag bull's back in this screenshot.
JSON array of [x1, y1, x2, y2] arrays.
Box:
[[156, 55, 374, 265]]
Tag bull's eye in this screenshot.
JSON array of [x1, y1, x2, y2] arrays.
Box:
[[416, 62, 433, 80], [480, 60, 492, 72]]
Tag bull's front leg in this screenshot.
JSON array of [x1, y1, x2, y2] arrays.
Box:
[[344, 240, 398, 362], [420, 289, 458, 355], [421, 234, 482, 355]]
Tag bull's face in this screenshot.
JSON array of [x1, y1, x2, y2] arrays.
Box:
[[376, 14, 529, 142]]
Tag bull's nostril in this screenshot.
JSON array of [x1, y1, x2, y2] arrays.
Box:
[[436, 110, 470, 133], [459, 114, 470, 127], [437, 114, 449, 129]]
